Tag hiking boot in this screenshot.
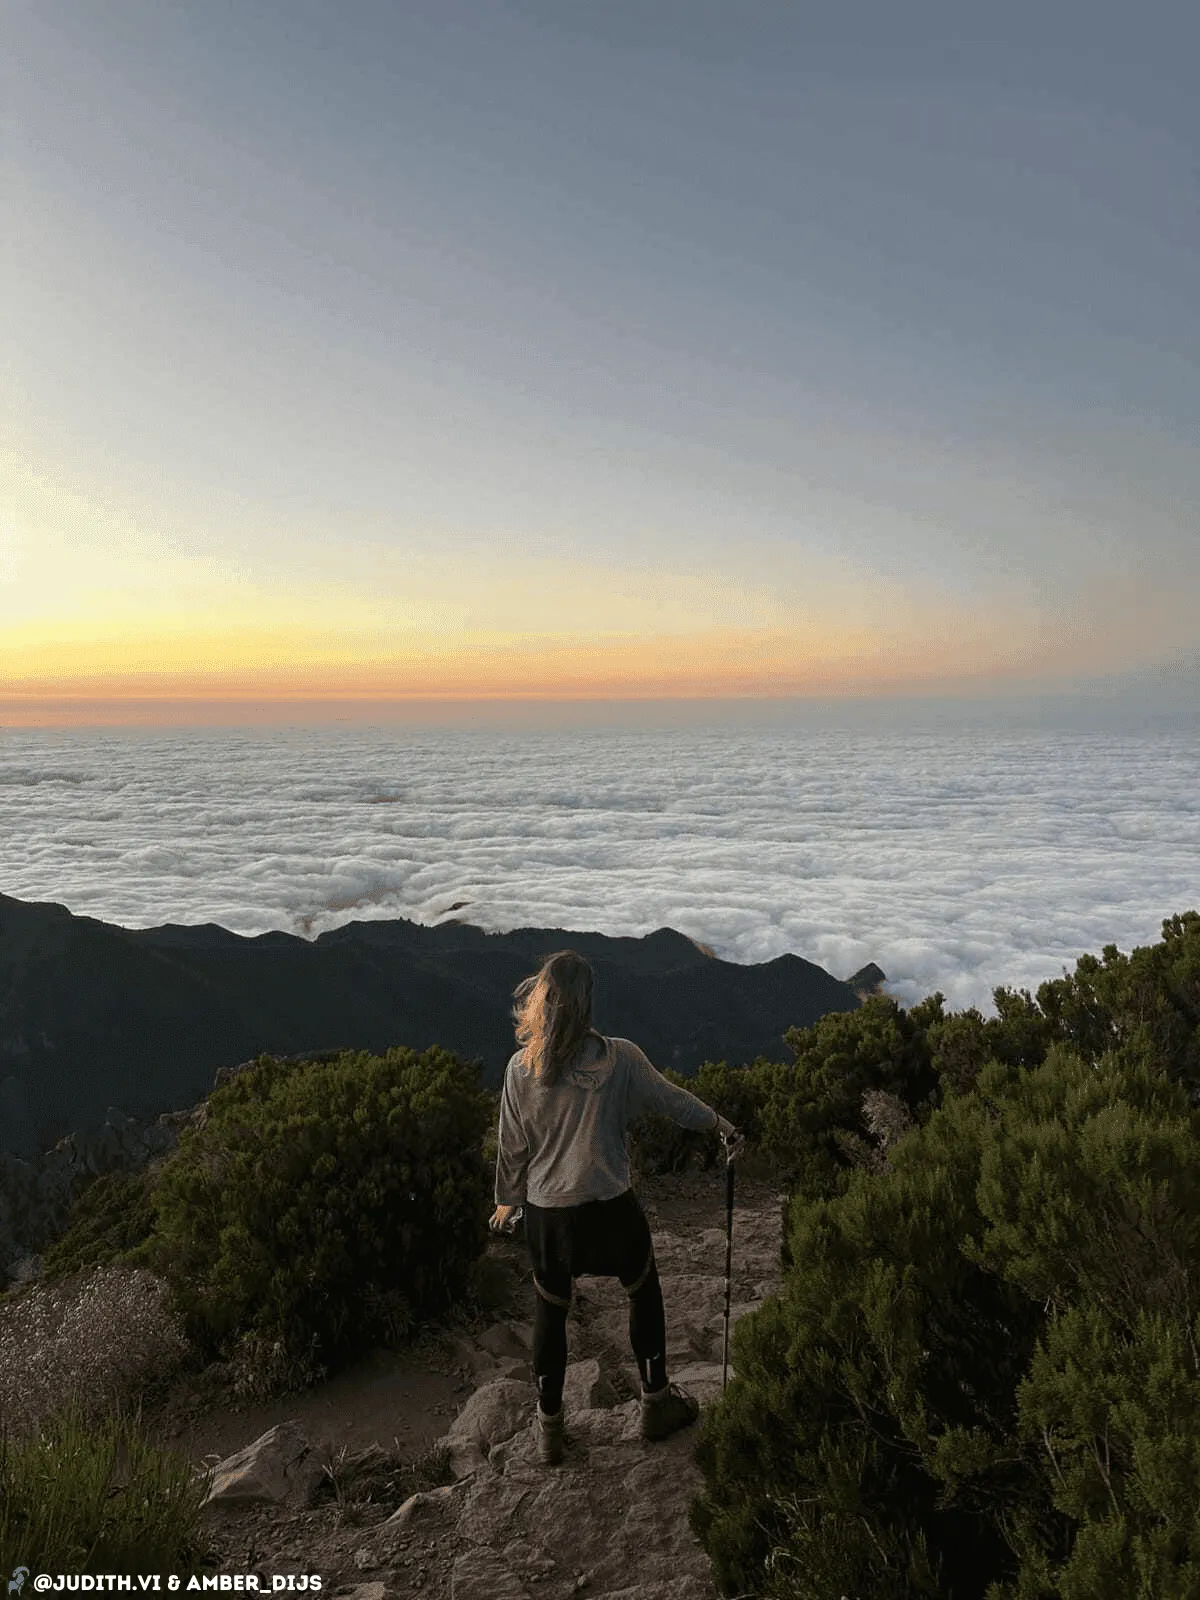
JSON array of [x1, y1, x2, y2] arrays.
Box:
[[535, 1404, 565, 1465], [640, 1381, 700, 1441]]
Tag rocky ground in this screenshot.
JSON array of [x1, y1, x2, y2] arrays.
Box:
[[143, 1171, 788, 1600]]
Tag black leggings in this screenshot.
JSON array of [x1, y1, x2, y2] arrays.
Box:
[[522, 1187, 668, 1415]]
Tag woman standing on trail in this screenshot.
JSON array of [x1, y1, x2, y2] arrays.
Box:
[[489, 948, 743, 1467]]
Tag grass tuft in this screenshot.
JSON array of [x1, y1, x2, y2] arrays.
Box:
[[0, 1397, 213, 1575], [314, 1438, 456, 1526]]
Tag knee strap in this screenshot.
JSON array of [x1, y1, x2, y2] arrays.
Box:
[[624, 1249, 656, 1298], [532, 1272, 572, 1310]]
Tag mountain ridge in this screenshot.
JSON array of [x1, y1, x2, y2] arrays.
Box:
[[0, 891, 872, 1160]]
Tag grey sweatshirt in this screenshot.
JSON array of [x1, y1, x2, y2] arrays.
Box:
[[493, 1031, 718, 1207]]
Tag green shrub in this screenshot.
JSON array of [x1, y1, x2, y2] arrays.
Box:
[[923, 909, 1200, 1100], [970, 1044, 1200, 1598], [133, 1045, 493, 1386], [1032, 909, 1200, 1087], [691, 1078, 1043, 1599], [749, 994, 943, 1213], [688, 952, 1200, 1600], [41, 1166, 160, 1283], [0, 1398, 211, 1575]]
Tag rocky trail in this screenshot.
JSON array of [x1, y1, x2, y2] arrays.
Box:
[[172, 1172, 787, 1600]]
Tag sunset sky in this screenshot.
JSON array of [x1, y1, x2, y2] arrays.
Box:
[[5, 0, 1198, 727]]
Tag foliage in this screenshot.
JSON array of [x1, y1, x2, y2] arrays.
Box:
[[14, 910, 1200, 1595], [691, 1084, 1044, 1598], [0, 1397, 211, 1575], [762, 993, 942, 1208], [131, 1045, 494, 1387], [627, 998, 945, 1194], [41, 1166, 160, 1283], [1031, 909, 1200, 1086], [688, 911, 1200, 1600]]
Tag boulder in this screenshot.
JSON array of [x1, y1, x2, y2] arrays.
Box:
[[434, 1376, 535, 1479], [202, 1420, 325, 1508], [450, 1377, 535, 1448], [476, 1323, 531, 1359], [438, 1433, 489, 1479], [563, 1356, 620, 1412], [447, 1322, 532, 1385]]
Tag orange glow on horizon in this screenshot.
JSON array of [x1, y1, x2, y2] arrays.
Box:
[[0, 620, 1070, 716]]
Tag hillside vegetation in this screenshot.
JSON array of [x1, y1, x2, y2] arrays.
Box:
[[691, 909, 1200, 1599], [3, 911, 1198, 1597]]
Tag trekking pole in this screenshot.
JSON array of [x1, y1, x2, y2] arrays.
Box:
[[720, 1130, 736, 1393]]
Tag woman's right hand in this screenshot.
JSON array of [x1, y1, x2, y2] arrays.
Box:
[[715, 1115, 745, 1161]]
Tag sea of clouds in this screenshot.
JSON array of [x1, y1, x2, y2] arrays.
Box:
[[0, 723, 1197, 1016]]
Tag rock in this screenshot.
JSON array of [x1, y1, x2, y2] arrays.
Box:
[[437, 1433, 489, 1479], [596, 1581, 714, 1600], [343, 1586, 388, 1600], [381, 1482, 468, 1530], [563, 1357, 619, 1412], [492, 1357, 530, 1382], [339, 1442, 387, 1479], [448, 1325, 531, 1385], [450, 1545, 532, 1600], [447, 1377, 535, 1456], [477, 1323, 530, 1359], [202, 1420, 325, 1508]]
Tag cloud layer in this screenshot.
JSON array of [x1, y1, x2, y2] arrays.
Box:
[[1, 724, 1196, 1019]]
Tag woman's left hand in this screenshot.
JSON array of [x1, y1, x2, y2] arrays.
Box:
[[489, 1204, 519, 1233]]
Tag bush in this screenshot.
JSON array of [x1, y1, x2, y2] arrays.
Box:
[[41, 1166, 160, 1284], [0, 1398, 211, 1575], [688, 913, 1200, 1600], [691, 1077, 1043, 1598], [1032, 909, 1200, 1087], [133, 1045, 494, 1389], [747, 994, 943, 1211]]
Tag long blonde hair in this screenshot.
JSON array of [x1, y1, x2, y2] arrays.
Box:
[[511, 949, 602, 1085]]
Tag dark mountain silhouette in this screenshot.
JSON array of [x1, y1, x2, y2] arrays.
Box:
[[845, 961, 888, 1000], [0, 892, 869, 1159]]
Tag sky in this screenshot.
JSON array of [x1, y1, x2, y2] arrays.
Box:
[[4, 0, 1199, 728]]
